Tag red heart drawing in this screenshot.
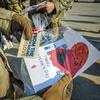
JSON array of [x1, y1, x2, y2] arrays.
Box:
[[50, 42, 89, 77]]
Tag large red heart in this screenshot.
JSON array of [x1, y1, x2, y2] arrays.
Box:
[[50, 42, 89, 77]]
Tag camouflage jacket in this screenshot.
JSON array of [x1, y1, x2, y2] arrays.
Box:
[[0, 0, 74, 26], [0, 0, 73, 39], [0, 0, 29, 13], [0, 0, 25, 36], [0, 8, 15, 37]]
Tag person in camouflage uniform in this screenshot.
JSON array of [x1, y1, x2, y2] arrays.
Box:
[[0, 0, 31, 40], [0, 0, 29, 12], [0, 0, 73, 40], [0, 0, 73, 100], [0, 0, 33, 99]]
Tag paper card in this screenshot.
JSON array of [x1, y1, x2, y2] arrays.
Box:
[[17, 32, 41, 58]]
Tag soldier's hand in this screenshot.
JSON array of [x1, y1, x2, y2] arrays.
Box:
[[11, 13, 33, 40], [36, 2, 55, 14]]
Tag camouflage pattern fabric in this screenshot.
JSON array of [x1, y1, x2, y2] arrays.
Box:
[[0, 0, 74, 40], [0, 0, 29, 13], [0, 8, 15, 38], [0, 48, 10, 98], [0, 8, 32, 41], [0, 0, 74, 25]]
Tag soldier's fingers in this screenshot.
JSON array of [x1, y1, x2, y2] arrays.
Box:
[[36, 5, 46, 11]]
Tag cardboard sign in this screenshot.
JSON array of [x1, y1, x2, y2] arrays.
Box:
[[17, 32, 41, 58]]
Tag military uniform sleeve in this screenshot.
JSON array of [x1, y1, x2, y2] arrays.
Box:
[[5, 0, 21, 13], [57, 0, 73, 10], [50, 0, 74, 26], [0, 8, 15, 38]]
